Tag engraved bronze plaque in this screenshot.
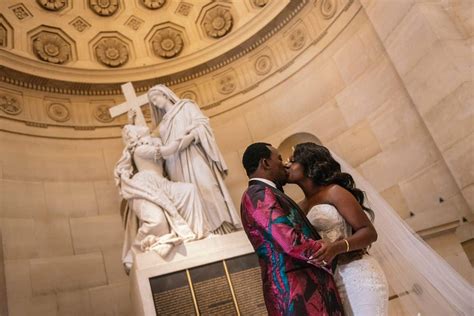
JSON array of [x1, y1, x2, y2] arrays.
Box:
[[226, 254, 267, 316], [150, 271, 196, 316], [149, 254, 268, 315], [189, 261, 237, 315]]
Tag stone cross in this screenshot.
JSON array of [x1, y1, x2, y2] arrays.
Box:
[[109, 82, 149, 126]]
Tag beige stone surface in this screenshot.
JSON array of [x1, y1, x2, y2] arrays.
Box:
[[211, 111, 253, 154], [333, 30, 372, 84], [4, 259, 31, 300], [362, 0, 415, 41], [102, 247, 129, 285], [385, 4, 440, 76], [424, 81, 474, 151], [70, 215, 123, 254], [89, 282, 131, 316], [57, 289, 93, 316], [461, 184, 474, 212], [444, 132, 474, 189], [417, 2, 464, 40], [426, 232, 474, 284], [0, 218, 37, 260], [399, 161, 461, 214], [222, 151, 248, 209], [44, 181, 99, 218], [336, 55, 403, 127], [369, 89, 423, 149], [404, 40, 467, 115], [327, 120, 382, 167], [8, 294, 58, 316], [0, 179, 47, 218], [406, 194, 469, 231], [0, 137, 110, 182], [30, 252, 107, 295], [358, 125, 439, 192], [34, 218, 74, 258], [380, 185, 411, 219], [94, 180, 121, 215]]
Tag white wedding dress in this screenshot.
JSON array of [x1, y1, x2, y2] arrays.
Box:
[[307, 204, 389, 316]]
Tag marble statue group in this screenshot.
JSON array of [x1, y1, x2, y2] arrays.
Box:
[[114, 84, 241, 271]]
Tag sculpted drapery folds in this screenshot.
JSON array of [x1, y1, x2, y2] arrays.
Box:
[[148, 84, 242, 234]]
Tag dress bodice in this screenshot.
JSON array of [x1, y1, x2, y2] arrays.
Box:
[[306, 204, 352, 242]]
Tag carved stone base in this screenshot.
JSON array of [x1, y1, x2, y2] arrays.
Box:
[[130, 231, 266, 315]]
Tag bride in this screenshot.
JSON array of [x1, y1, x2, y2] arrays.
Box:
[[286, 142, 388, 315], [287, 142, 473, 315]]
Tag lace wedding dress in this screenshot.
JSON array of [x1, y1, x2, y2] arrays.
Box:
[[307, 204, 389, 316]]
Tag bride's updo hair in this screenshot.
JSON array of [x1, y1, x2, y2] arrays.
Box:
[[293, 142, 374, 219]]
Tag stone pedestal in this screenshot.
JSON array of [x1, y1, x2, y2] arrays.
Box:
[[130, 231, 267, 316]]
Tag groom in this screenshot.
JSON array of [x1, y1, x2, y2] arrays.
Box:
[[240, 143, 343, 316]]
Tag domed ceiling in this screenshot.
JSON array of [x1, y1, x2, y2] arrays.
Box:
[[0, 0, 307, 93]]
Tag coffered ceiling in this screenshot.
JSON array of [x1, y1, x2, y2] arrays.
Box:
[[0, 0, 292, 84]]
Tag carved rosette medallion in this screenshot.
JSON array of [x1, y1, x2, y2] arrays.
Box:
[[320, 0, 337, 19], [0, 96, 22, 115], [253, 0, 269, 7], [254, 55, 272, 75], [217, 74, 236, 95], [37, 0, 67, 11], [203, 7, 233, 38], [93, 105, 114, 123], [141, 0, 165, 10], [47, 103, 70, 122], [89, 0, 119, 16], [33, 32, 71, 64], [287, 28, 306, 51], [95, 38, 129, 67], [180, 90, 197, 101], [151, 28, 184, 59]]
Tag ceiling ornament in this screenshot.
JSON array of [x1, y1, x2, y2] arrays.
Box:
[[180, 90, 197, 102], [175, 2, 192, 16], [95, 37, 129, 67], [47, 103, 70, 122], [151, 28, 184, 59], [36, 0, 67, 11], [10, 4, 32, 20], [202, 6, 233, 39], [0, 95, 22, 115], [253, 0, 269, 7], [33, 32, 71, 64], [254, 55, 272, 75], [320, 0, 337, 19], [287, 28, 306, 51], [216, 74, 236, 94], [93, 104, 114, 122], [141, 0, 166, 10], [89, 0, 119, 16], [70, 17, 90, 32], [125, 16, 143, 31]]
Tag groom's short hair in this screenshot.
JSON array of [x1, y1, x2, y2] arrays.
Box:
[[242, 142, 272, 177]]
